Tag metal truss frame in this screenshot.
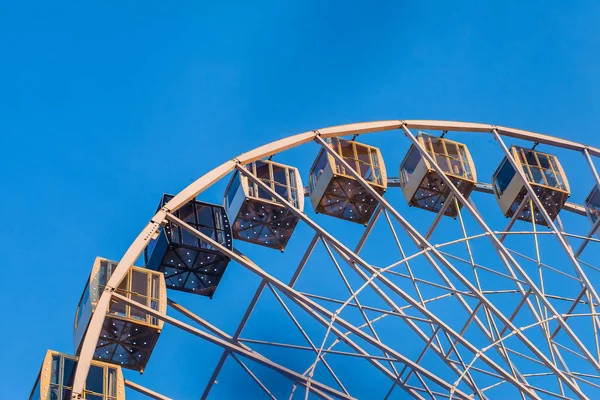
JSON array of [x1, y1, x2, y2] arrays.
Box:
[[69, 120, 600, 399]]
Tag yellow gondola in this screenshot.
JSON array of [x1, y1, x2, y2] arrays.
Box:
[[74, 257, 166, 372], [400, 133, 476, 217], [309, 138, 386, 224]]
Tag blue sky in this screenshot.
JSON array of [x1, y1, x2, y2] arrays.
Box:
[[2, 1, 600, 399]]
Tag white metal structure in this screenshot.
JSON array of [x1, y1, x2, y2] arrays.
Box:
[[61, 120, 600, 399]]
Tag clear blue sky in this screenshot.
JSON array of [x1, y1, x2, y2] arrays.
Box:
[[2, 1, 600, 399]]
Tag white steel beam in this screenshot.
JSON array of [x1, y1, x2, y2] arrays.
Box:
[[124, 380, 173, 400], [492, 130, 600, 307], [493, 130, 600, 366], [266, 283, 350, 396], [230, 353, 278, 400], [315, 136, 545, 396], [112, 292, 350, 400], [236, 162, 537, 399], [202, 233, 321, 399], [166, 212, 469, 400], [397, 125, 596, 395], [200, 279, 267, 400], [321, 130, 585, 397], [69, 119, 600, 399]]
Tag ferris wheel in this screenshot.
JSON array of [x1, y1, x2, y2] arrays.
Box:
[[29, 120, 600, 400]]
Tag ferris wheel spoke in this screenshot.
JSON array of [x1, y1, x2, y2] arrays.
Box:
[[453, 198, 525, 382], [266, 276, 440, 399], [368, 126, 592, 396], [265, 282, 351, 397], [56, 121, 600, 400], [380, 207, 448, 354], [424, 193, 456, 241], [438, 250, 528, 285], [354, 204, 383, 253], [353, 204, 438, 336], [519, 384, 571, 400], [290, 233, 321, 287], [542, 196, 598, 360], [200, 279, 268, 400], [474, 202, 577, 398], [165, 224, 414, 399], [553, 217, 600, 364], [583, 148, 600, 188], [570, 372, 600, 390], [168, 293, 336, 398], [403, 384, 454, 399], [319, 235, 493, 398], [379, 263, 472, 295], [202, 234, 321, 399], [467, 309, 600, 397], [578, 149, 600, 256], [265, 265, 433, 400], [494, 131, 600, 379], [124, 379, 173, 400], [384, 329, 445, 400], [299, 232, 443, 396], [236, 162, 538, 399], [327, 239, 498, 398], [316, 134, 552, 397], [301, 291, 458, 328], [508, 249, 582, 283], [552, 342, 583, 397], [155, 296, 326, 399], [578, 259, 600, 275], [240, 337, 415, 364], [440, 329, 485, 399], [412, 370, 437, 400], [553, 341, 590, 362], [112, 291, 352, 399], [398, 124, 599, 397], [551, 289, 593, 340], [498, 194, 532, 242], [229, 353, 278, 400], [318, 237, 402, 379], [168, 212, 473, 400], [575, 217, 600, 258], [460, 198, 553, 398], [494, 131, 600, 325], [266, 233, 324, 400], [319, 135, 523, 354]]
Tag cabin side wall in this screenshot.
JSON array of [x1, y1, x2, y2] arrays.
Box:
[[463, 144, 477, 182], [156, 271, 167, 330], [73, 257, 102, 354], [309, 160, 334, 210], [34, 351, 53, 400], [225, 175, 246, 227], [552, 155, 571, 194], [34, 350, 126, 400], [373, 147, 387, 187], [293, 167, 305, 211], [401, 158, 429, 204], [499, 174, 525, 215]]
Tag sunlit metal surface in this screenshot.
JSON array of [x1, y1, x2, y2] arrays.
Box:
[[44, 120, 600, 399]]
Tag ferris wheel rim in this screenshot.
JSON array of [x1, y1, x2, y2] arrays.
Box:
[[69, 119, 600, 399], [163, 119, 600, 216]]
